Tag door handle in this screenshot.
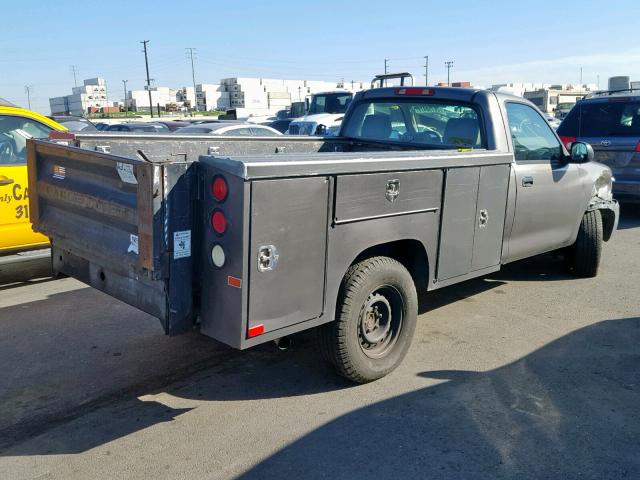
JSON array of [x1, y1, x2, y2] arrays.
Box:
[[522, 176, 534, 187], [0, 177, 15, 186]]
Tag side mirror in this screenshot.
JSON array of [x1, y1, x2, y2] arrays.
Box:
[[570, 141, 594, 163]]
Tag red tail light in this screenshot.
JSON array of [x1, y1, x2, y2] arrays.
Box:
[[395, 87, 435, 96], [211, 209, 227, 235], [635, 142, 640, 153], [560, 136, 576, 150], [211, 176, 228, 202]]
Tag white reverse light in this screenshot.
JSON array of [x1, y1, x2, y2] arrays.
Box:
[[211, 244, 225, 268]]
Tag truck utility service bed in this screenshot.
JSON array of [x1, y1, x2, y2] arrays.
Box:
[[28, 140, 511, 348]]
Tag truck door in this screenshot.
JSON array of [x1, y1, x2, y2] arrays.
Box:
[[503, 102, 585, 263]]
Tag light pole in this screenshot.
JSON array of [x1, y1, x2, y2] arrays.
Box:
[[141, 40, 153, 117], [186, 48, 198, 112], [424, 55, 429, 86], [122, 80, 128, 114], [24, 85, 32, 110], [445, 61, 454, 86]]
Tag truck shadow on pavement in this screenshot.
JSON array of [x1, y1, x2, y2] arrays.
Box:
[[0, 245, 619, 457], [234, 316, 640, 480], [5, 315, 638, 480]]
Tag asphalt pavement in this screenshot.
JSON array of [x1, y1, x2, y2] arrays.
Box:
[[0, 205, 638, 480]]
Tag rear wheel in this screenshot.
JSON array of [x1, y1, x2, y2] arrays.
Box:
[[317, 256, 418, 383], [567, 210, 602, 278]]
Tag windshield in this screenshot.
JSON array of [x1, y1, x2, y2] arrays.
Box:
[[556, 102, 575, 111], [174, 126, 216, 134], [129, 125, 158, 132], [59, 120, 97, 131], [308, 93, 352, 115], [342, 98, 484, 149]]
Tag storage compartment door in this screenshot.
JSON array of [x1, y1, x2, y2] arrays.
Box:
[[471, 165, 510, 271], [248, 177, 329, 334], [437, 167, 480, 281]]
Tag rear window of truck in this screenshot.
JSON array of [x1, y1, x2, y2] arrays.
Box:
[[342, 99, 485, 149], [558, 100, 640, 137]]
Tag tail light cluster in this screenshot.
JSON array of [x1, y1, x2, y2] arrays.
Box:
[[210, 175, 228, 267]]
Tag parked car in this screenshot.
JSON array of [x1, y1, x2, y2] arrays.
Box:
[[0, 98, 65, 254], [48, 115, 97, 132], [545, 115, 561, 130], [557, 89, 640, 202], [174, 123, 282, 136], [106, 122, 169, 133], [151, 120, 190, 132], [94, 122, 110, 131], [269, 119, 294, 134]]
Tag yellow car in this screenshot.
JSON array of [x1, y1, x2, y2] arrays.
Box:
[[0, 99, 66, 254]]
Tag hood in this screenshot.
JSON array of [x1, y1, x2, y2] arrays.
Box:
[[290, 113, 345, 126]]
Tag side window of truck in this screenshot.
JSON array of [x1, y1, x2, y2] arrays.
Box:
[[506, 102, 563, 161]]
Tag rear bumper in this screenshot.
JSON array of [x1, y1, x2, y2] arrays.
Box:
[[590, 199, 619, 241]]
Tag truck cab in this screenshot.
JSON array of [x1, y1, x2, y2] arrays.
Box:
[[286, 90, 353, 136]]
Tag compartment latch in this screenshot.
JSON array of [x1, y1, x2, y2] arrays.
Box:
[[257, 245, 279, 272]]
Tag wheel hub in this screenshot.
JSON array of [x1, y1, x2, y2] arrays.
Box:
[[360, 293, 391, 344]]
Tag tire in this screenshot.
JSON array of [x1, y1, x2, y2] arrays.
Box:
[[317, 256, 418, 383], [568, 210, 603, 278]]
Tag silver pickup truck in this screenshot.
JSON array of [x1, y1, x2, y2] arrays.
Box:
[[27, 86, 619, 383]]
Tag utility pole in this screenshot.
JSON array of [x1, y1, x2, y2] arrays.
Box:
[[579, 67, 583, 87], [122, 80, 128, 114], [24, 85, 33, 110], [424, 55, 429, 86], [186, 47, 198, 112], [70, 65, 79, 88], [384, 58, 389, 74], [141, 40, 153, 117], [597, 74, 600, 90], [445, 61, 454, 86]]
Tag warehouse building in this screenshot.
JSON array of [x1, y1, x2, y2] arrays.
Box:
[[126, 86, 179, 112], [49, 78, 109, 116], [49, 76, 365, 115], [196, 84, 231, 111], [221, 77, 365, 113], [523, 85, 594, 118]]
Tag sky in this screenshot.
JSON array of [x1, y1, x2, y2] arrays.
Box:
[[2, 0, 639, 114]]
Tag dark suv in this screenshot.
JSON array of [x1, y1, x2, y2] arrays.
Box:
[[558, 90, 640, 202]]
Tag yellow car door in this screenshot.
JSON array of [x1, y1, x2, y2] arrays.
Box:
[[0, 114, 54, 252]]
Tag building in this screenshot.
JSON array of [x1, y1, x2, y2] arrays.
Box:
[[490, 83, 550, 97], [523, 85, 594, 117], [436, 81, 473, 87], [127, 86, 179, 112], [196, 84, 231, 111], [49, 78, 109, 116], [220, 77, 365, 114]]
